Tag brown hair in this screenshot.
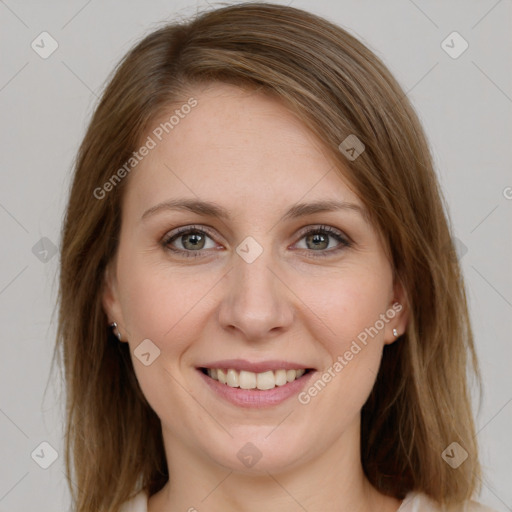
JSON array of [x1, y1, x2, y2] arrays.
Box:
[[54, 2, 482, 510]]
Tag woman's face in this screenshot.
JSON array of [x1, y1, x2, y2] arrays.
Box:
[[103, 82, 408, 474]]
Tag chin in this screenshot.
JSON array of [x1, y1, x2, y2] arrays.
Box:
[[203, 428, 308, 475]]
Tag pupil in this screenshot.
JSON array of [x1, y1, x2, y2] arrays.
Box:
[[309, 233, 327, 250], [184, 233, 204, 249]]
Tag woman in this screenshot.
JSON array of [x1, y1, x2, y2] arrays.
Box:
[[54, 3, 495, 511]]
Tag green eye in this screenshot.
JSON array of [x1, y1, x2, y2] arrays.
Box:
[[161, 224, 351, 259]]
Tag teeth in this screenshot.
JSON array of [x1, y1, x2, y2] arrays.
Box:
[[257, 371, 275, 390], [226, 368, 239, 388], [275, 369, 288, 386], [205, 367, 308, 390], [239, 370, 256, 389], [217, 368, 227, 384]]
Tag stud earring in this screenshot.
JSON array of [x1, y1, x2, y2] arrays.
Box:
[[110, 322, 122, 341], [393, 328, 399, 338]]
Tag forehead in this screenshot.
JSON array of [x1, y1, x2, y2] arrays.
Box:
[[124, 82, 363, 217]]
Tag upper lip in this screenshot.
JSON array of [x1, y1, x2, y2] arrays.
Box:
[[198, 359, 315, 373]]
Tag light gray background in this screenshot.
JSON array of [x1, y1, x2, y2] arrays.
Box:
[[0, 1, 511, 511]]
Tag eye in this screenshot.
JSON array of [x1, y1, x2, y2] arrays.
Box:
[[161, 224, 352, 259], [162, 225, 219, 258], [293, 225, 351, 257]]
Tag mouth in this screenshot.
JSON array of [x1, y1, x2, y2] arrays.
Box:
[[199, 367, 314, 390], [196, 360, 316, 408]]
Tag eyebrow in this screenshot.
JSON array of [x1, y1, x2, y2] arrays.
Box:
[[141, 198, 369, 224]]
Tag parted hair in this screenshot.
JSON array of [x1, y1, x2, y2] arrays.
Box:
[[54, 3, 482, 511]]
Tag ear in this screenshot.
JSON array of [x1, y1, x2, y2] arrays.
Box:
[[102, 261, 128, 342], [384, 276, 410, 345]]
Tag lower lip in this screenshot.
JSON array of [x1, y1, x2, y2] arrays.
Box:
[[198, 369, 316, 408]]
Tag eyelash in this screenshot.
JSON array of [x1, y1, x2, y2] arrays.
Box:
[[161, 224, 352, 259]]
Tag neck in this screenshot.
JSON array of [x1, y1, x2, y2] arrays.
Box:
[[149, 419, 402, 512]]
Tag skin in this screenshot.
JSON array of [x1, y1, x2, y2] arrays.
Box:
[[103, 82, 409, 512]]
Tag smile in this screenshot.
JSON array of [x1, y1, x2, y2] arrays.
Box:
[[201, 367, 309, 390], [197, 360, 316, 408]]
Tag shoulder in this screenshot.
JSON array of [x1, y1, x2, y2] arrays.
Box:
[[399, 491, 498, 512], [118, 489, 497, 512], [119, 490, 148, 512]]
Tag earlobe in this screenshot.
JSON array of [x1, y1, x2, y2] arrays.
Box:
[[385, 277, 410, 345], [102, 263, 123, 330]]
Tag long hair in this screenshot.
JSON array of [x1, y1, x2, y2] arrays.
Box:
[[54, 3, 482, 510]]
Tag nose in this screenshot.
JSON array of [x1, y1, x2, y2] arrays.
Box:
[[217, 245, 294, 342]]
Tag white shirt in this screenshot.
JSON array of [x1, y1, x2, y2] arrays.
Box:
[[119, 489, 497, 511]]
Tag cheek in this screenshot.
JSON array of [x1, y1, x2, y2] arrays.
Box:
[[115, 256, 212, 418], [296, 265, 392, 348], [292, 265, 392, 410], [117, 253, 218, 355]]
